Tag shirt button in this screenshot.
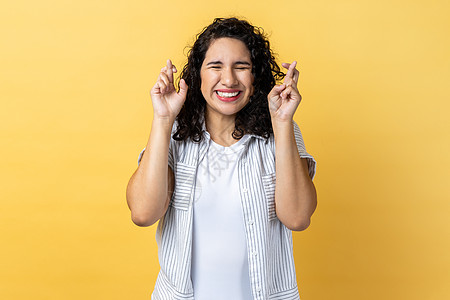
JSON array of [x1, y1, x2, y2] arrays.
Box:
[[248, 220, 254, 225], [242, 188, 248, 193], [252, 251, 258, 256], [256, 287, 262, 292]]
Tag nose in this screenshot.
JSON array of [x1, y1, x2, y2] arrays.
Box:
[[220, 67, 238, 87]]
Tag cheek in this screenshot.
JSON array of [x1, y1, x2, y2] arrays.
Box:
[[200, 71, 215, 92], [200, 71, 208, 95], [249, 75, 255, 95]]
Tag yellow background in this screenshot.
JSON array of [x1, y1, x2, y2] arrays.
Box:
[[1, 0, 449, 299]]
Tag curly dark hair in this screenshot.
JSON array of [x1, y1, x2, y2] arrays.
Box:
[[173, 17, 285, 142]]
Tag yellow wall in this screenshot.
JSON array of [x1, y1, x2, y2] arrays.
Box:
[[1, 0, 449, 299]]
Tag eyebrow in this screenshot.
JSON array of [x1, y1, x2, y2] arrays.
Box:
[[206, 60, 252, 66]]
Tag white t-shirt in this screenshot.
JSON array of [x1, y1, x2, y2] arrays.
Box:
[[191, 134, 253, 300]]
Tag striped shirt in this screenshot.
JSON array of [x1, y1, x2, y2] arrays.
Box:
[[137, 120, 316, 300]]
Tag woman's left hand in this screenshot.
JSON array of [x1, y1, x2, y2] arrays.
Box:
[[267, 61, 302, 122]]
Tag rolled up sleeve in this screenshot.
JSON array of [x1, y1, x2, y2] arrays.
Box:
[[293, 120, 316, 180]]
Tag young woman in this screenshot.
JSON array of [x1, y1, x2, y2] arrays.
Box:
[[126, 17, 317, 300]]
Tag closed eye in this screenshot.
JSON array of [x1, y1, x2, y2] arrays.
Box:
[[206, 64, 222, 70]]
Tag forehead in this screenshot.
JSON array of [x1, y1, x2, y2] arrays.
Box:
[[204, 38, 251, 62]]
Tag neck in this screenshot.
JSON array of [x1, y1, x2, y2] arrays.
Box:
[[205, 110, 238, 147]]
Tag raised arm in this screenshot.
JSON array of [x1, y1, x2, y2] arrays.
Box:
[[267, 61, 317, 231], [126, 59, 188, 227]]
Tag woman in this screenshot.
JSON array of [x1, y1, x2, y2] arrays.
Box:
[[126, 17, 317, 300]]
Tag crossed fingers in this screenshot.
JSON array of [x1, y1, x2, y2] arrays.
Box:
[[156, 59, 177, 94], [282, 61, 299, 88]]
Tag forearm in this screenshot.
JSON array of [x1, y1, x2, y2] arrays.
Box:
[[126, 118, 173, 226], [272, 120, 317, 231]]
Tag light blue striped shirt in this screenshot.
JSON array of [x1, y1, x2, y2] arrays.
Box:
[[137, 120, 316, 300]]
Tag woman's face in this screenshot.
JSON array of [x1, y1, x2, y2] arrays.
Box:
[[200, 37, 254, 120]]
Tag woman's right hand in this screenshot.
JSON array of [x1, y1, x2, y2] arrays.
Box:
[[150, 59, 188, 122]]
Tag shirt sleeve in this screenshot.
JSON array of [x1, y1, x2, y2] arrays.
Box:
[[137, 148, 146, 165], [292, 120, 316, 180]]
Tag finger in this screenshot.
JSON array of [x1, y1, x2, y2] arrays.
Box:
[[282, 63, 291, 85], [284, 61, 297, 82], [156, 80, 168, 93], [292, 68, 299, 84], [152, 80, 166, 95], [281, 85, 302, 101], [161, 66, 177, 73], [151, 82, 160, 95], [268, 84, 286, 99], [178, 79, 188, 99], [159, 72, 171, 87], [281, 85, 295, 99], [166, 59, 174, 84]]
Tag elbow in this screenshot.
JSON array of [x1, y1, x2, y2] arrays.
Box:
[[276, 204, 314, 231], [286, 218, 311, 231], [277, 196, 317, 231], [126, 195, 165, 227], [126, 187, 162, 227], [130, 212, 157, 227]]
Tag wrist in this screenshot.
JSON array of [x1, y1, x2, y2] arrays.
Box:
[[271, 118, 294, 138], [271, 117, 293, 128], [152, 116, 175, 130]]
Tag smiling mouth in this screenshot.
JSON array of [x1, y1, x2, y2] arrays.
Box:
[[216, 91, 241, 98]]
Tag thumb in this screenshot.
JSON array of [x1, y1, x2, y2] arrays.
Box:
[[268, 84, 286, 99], [178, 79, 188, 100]]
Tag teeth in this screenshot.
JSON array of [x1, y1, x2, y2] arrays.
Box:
[[217, 91, 239, 97]]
